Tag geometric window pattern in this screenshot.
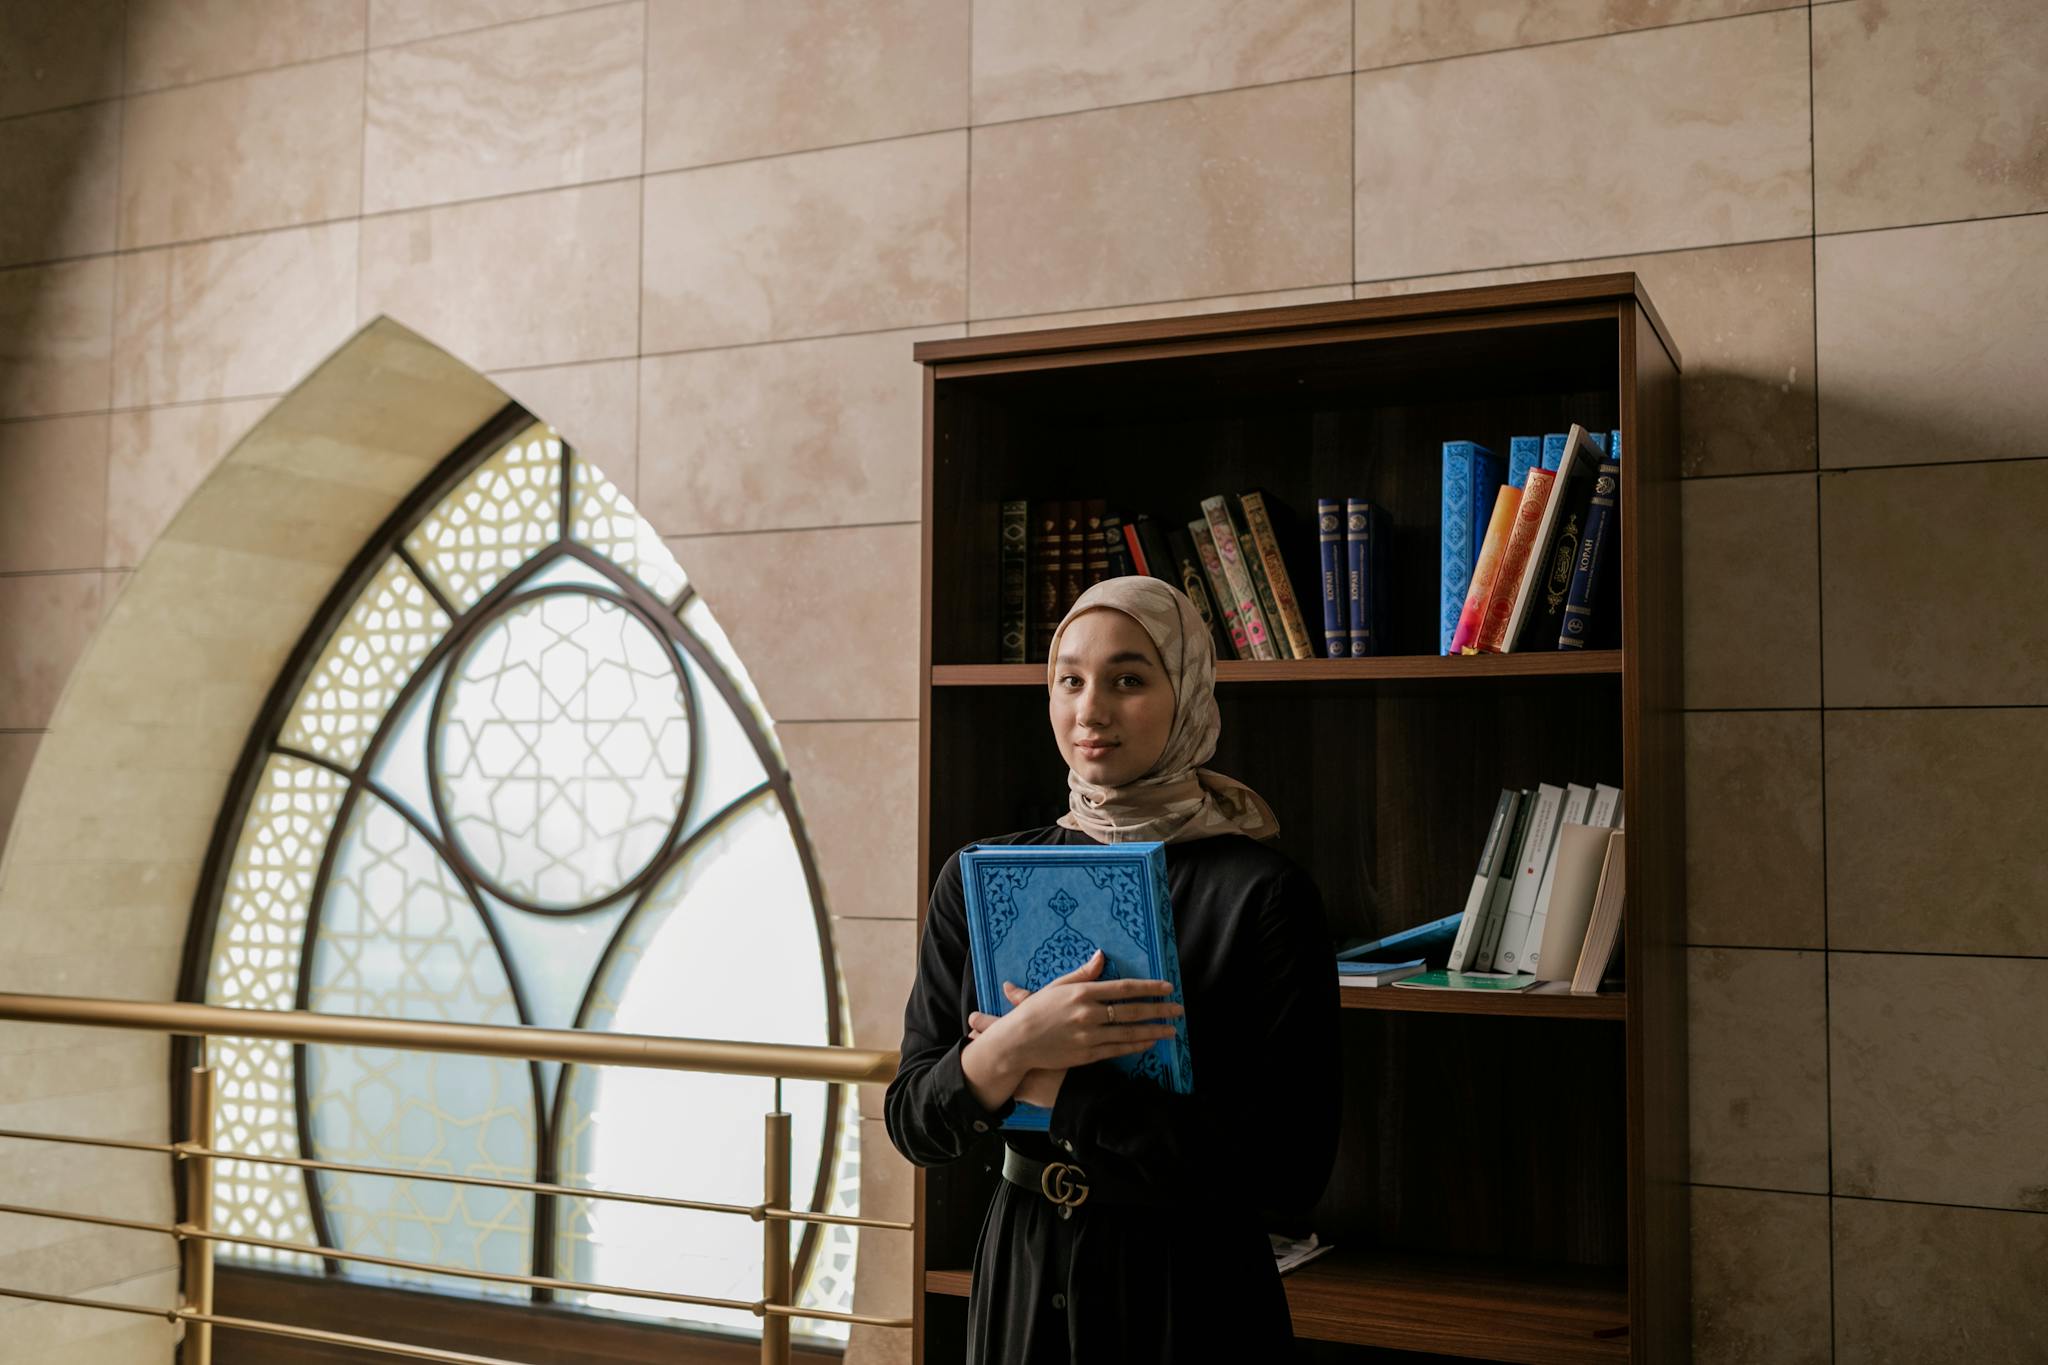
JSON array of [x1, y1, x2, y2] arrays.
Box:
[[195, 415, 856, 1341]]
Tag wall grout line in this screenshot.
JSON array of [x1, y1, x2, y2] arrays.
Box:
[[99, 0, 130, 570], [1803, 1, 1839, 1350], [660, 519, 920, 542], [1689, 1180, 2048, 1219], [1687, 943, 2048, 964]]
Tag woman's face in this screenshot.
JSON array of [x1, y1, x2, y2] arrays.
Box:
[[1049, 608, 1175, 788]]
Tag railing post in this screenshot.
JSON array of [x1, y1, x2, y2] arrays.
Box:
[[182, 1061, 216, 1365], [760, 1104, 791, 1365]]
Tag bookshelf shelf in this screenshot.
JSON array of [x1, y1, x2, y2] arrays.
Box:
[[913, 274, 1687, 1364], [933, 650, 1624, 687], [926, 1254, 1630, 1365], [1339, 987, 1626, 1020]]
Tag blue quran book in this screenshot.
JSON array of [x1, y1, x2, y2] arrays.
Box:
[[958, 842, 1193, 1131], [1540, 432, 1568, 474], [1335, 911, 1463, 966], [1439, 442, 1500, 655], [1317, 498, 1345, 658], [1609, 428, 1622, 462], [1508, 436, 1543, 489], [1558, 456, 1621, 650], [1345, 499, 1387, 657]]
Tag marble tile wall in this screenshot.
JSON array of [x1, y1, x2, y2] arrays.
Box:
[[1, 2, 2043, 1360]]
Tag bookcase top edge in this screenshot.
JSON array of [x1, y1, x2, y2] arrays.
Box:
[[913, 272, 1680, 372]]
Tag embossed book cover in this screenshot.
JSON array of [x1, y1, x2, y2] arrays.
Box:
[[958, 842, 1193, 1131]]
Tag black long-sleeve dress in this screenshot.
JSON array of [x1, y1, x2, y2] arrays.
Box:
[[885, 824, 1342, 1364]]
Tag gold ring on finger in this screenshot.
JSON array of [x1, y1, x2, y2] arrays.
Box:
[[1105, 1001, 1117, 1026]]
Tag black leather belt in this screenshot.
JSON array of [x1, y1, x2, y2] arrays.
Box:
[[1003, 1145, 1091, 1214]]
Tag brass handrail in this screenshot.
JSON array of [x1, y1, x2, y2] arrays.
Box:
[[0, 991, 896, 1085], [0, 990, 912, 1365]]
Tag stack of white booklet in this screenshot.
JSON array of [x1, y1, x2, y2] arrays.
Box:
[[1269, 1233, 1334, 1276], [1447, 782, 1625, 989]]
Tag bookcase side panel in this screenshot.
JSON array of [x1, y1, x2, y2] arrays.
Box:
[[1620, 302, 1689, 1365]]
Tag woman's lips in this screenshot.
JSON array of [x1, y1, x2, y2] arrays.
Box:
[[1074, 740, 1118, 758]]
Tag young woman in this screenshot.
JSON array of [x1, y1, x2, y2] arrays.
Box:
[[885, 575, 1341, 1363]]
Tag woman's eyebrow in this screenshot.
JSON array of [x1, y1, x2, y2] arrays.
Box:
[[1054, 650, 1155, 667]]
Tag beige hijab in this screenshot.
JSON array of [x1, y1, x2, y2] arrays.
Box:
[[1049, 576, 1280, 844]]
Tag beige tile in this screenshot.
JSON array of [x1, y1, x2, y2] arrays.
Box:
[[1356, 0, 1800, 69], [358, 180, 639, 371], [1831, 952, 2048, 1212], [1690, 1186, 1830, 1365], [1685, 712, 1822, 949], [1822, 461, 2048, 707], [488, 360, 637, 498], [638, 327, 953, 537], [973, 0, 1348, 124], [0, 257, 115, 420], [643, 133, 966, 351], [1354, 12, 1811, 281], [125, 0, 368, 92], [1817, 215, 2048, 469], [1833, 1198, 2048, 1362], [0, 103, 121, 268], [104, 399, 270, 568], [973, 78, 1350, 320], [0, 416, 109, 573], [366, 0, 617, 48], [0, 0, 124, 119], [834, 917, 916, 1058], [113, 221, 358, 408], [117, 56, 364, 249], [783, 722, 920, 925], [364, 4, 642, 213], [845, 1120, 916, 1365], [648, 0, 967, 171], [0, 573, 103, 728], [0, 734, 37, 863], [1826, 710, 2048, 958], [100, 569, 131, 618], [1356, 240, 1816, 478], [663, 525, 920, 721], [1687, 948, 1828, 1192], [1682, 474, 1820, 709], [1814, 0, 2048, 234], [968, 283, 1353, 336]]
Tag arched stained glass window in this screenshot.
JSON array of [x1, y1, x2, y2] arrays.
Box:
[[188, 408, 858, 1344]]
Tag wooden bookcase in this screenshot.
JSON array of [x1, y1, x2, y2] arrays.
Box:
[[909, 276, 1686, 1365]]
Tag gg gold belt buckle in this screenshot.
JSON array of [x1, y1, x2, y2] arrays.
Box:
[[1040, 1161, 1089, 1218]]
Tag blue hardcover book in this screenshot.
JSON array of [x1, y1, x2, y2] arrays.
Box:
[[1539, 432, 1568, 474], [1609, 428, 1622, 462], [1439, 442, 1500, 655], [1335, 911, 1464, 966], [1318, 498, 1345, 658], [1345, 499, 1387, 657], [957, 842, 1193, 1131], [1508, 436, 1543, 489], [1557, 457, 1621, 650]]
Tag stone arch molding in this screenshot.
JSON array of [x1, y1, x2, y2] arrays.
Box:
[[0, 318, 860, 1345]]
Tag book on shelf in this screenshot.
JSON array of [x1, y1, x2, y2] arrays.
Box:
[[1570, 829, 1627, 995], [1525, 784, 1619, 975], [1491, 782, 1564, 973], [1101, 508, 1131, 578], [1337, 911, 1463, 967], [1345, 499, 1388, 657], [1226, 494, 1291, 658], [1394, 970, 1542, 993], [1030, 504, 1062, 658], [1510, 434, 1544, 488], [1188, 519, 1249, 659], [1517, 782, 1592, 974], [1271, 1232, 1335, 1276], [1239, 491, 1315, 661], [1530, 822, 1619, 985], [999, 499, 1028, 664], [1199, 495, 1277, 661], [1473, 787, 1535, 970], [957, 841, 1191, 1131], [1514, 436, 1604, 652], [1336, 958, 1427, 987], [1448, 789, 1521, 972], [1083, 499, 1111, 587], [1440, 441, 1502, 655], [1165, 525, 1236, 660], [1061, 501, 1086, 616], [1317, 499, 1345, 659], [1450, 480, 1522, 656], [1559, 450, 1622, 650]]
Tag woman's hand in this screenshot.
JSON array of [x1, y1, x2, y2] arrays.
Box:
[[958, 950, 1182, 1111]]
